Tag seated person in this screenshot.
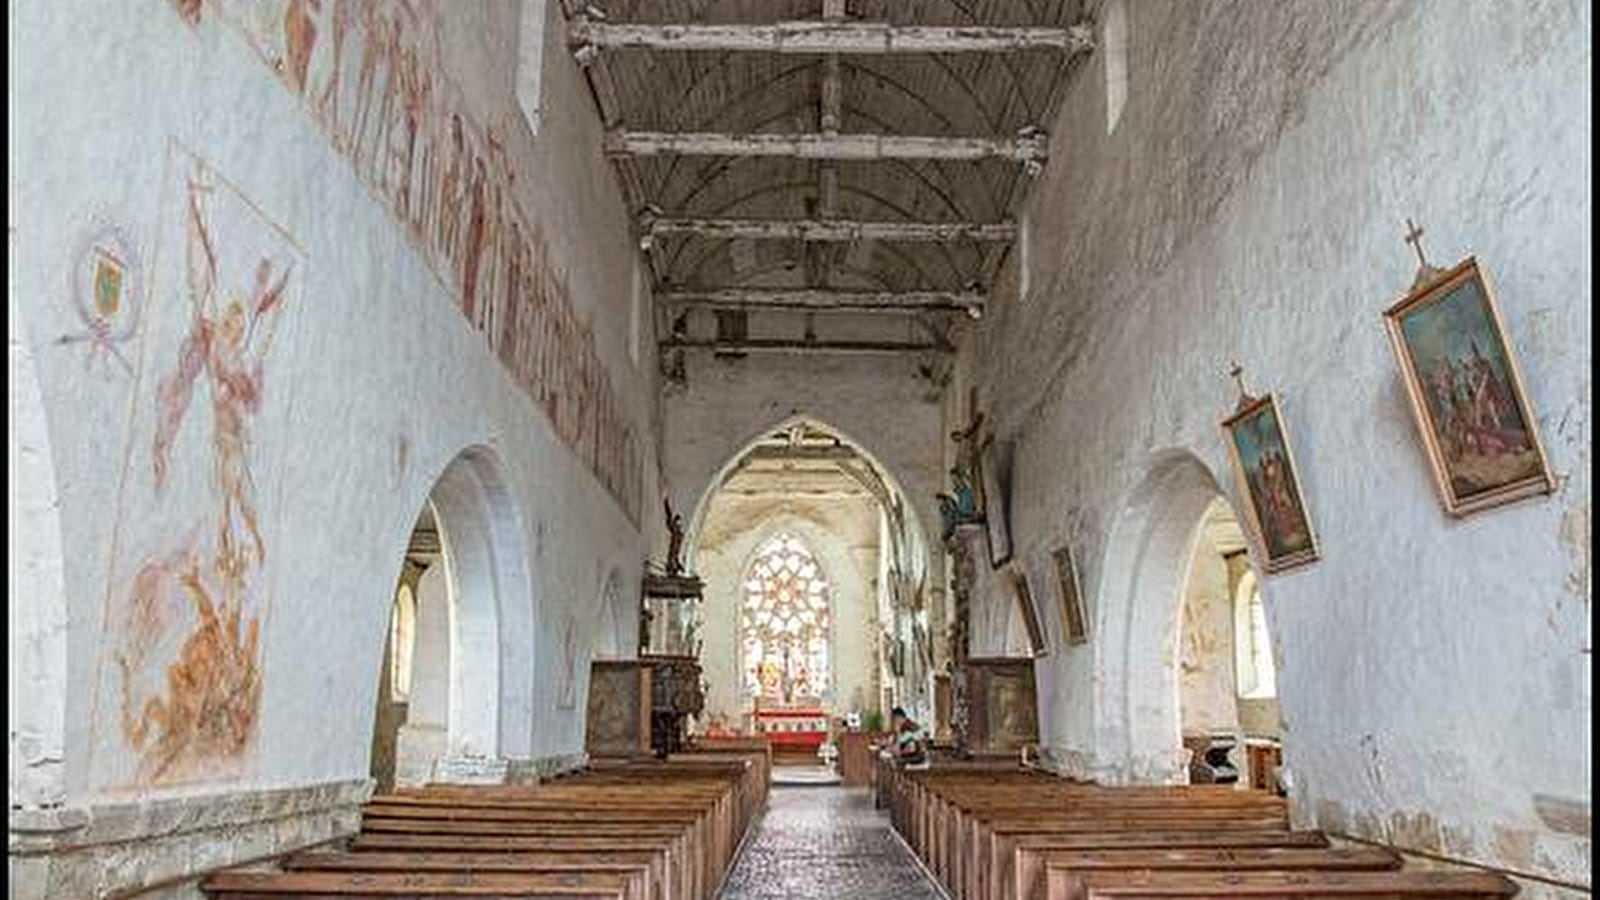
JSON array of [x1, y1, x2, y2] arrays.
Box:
[[889, 706, 928, 767]]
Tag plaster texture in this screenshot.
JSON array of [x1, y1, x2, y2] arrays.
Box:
[[9, 0, 658, 893], [1178, 543, 1239, 739], [961, 0, 1589, 887], [662, 353, 945, 574]]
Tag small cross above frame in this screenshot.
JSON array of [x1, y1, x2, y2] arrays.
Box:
[[1229, 361, 1258, 412], [1403, 217, 1448, 290]]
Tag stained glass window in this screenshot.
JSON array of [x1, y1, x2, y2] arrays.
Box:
[[742, 534, 831, 704]]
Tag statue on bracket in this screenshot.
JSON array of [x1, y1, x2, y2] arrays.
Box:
[[940, 398, 987, 541], [664, 497, 686, 576], [937, 466, 982, 541]]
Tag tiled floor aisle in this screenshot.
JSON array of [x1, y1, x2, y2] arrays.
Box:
[[717, 786, 948, 899]]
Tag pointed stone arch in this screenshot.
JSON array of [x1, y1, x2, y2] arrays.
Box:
[[682, 413, 930, 576]]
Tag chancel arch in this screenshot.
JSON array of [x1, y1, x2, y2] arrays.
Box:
[[689, 418, 937, 759]]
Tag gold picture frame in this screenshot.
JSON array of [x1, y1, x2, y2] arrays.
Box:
[[973, 435, 1013, 567], [1051, 545, 1089, 644], [1383, 256, 1555, 516], [1007, 567, 1046, 657], [1221, 392, 1321, 574]]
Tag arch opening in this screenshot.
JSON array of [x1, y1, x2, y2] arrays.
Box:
[[687, 417, 936, 764], [1174, 497, 1283, 790], [1093, 451, 1282, 788], [369, 447, 531, 789]]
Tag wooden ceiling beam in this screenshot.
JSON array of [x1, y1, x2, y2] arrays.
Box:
[[648, 216, 1017, 242], [660, 337, 950, 355], [570, 21, 1095, 55], [662, 288, 984, 313], [606, 131, 1046, 162], [743, 445, 860, 462]]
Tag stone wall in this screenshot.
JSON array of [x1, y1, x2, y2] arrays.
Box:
[[662, 352, 945, 568], [962, 0, 1589, 889], [8, 0, 658, 894]]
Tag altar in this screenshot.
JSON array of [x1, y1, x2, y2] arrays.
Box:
[[752, 704, 829, 760]]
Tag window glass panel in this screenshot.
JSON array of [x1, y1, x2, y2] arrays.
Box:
[[390, 584, 417, 701], [742, 534, 832, 704]]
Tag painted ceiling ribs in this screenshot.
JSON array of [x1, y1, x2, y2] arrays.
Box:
[[564, 1, 1093, 352]]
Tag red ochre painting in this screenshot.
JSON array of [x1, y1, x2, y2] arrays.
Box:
[[96, 146, 304, 787], [169, 0, 644, 524]]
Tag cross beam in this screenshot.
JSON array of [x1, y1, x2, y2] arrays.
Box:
[[570, 21, 1096, 55], [606, 131, 1046, 162], [648, 216, 1017, 243], [743, 445, 860, 462], [661, 337, 948, 355], [663, 288, 985, 313]]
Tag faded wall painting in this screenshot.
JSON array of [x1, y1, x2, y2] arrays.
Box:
[[965, 657, 1039, 755], [1385, 257, 1555, 516], [59, 225, 143, 376], [169, 0, 644, 523], [585, 661, 651, 757], [93, 145, 305, 788]]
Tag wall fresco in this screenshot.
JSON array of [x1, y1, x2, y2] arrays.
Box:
[[172, 0, 643, 523], [57, 224, 143, 376], [94, 146, 305, 787]]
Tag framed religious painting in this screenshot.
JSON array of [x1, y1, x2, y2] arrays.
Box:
[[973, 435, 1013, 567], [1007, 568, 1047, 657], [964, 657, 1040, 755], [1051, 545, 1089, 644], [1384, 257, 1555, 516], [1221, 393, 1321, 573]]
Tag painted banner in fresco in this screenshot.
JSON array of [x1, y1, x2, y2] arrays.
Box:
[[176, 0, 643, 524], [93, 145, 306, 788]]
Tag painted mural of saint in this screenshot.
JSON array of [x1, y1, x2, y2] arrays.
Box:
[[113, 159, 296, 785]]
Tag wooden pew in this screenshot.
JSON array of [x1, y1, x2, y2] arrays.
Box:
[[877, 761, 1520, 900], [1036, 845, 1402, 900], [205, 870, 637, 899], [203, 755, 766, 900], [1009, 830, 1328, 900], [1063, 869, 1519, 898], [283, 849, 663, 900], [914, 779, 1288, 898]]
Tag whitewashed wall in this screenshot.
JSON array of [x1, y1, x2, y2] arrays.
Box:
[[965, 0, 1589, 890], [662, 353, 945, 565], [9, 0, 657, 894]]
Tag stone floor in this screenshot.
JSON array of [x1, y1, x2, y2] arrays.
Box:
[[717, 786, 948, 900], [770, 764, 842, 786]]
